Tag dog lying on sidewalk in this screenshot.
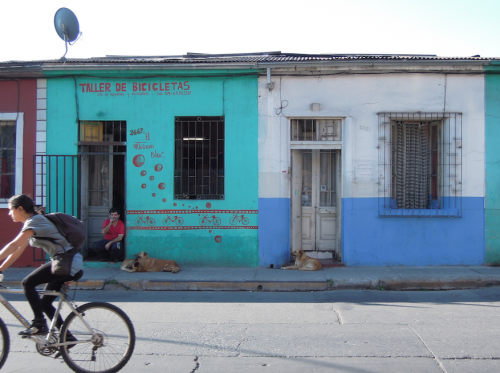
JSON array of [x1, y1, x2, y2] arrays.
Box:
[[281, 249, 322, 271], [120, 251, 181, 273]]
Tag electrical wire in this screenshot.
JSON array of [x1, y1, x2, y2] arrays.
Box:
[[275, 77, 289, 116]]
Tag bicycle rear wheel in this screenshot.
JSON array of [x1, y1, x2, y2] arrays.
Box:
[[60, 302, 135, 373], [0, 317, 10, 370]]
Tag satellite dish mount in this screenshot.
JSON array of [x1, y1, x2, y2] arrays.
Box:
[[54, 8, 82, 60]]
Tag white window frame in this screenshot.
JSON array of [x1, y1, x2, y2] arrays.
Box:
[[0, 113, 23, 208]]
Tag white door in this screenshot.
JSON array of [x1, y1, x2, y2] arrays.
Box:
[[301, 150, 339, 255]]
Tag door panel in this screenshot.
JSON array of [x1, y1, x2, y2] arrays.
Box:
[[301, 213, 314, 250], [301, 150, 338, 253], [81, 149, 113, 255]]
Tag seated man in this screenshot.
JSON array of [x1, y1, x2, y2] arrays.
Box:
[[92, 208, 125, 262]]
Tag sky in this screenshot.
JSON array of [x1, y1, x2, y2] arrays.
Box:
[[1, 0, 499, 61]]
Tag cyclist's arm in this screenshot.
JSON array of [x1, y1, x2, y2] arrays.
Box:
[[0, 230, 34, 271]]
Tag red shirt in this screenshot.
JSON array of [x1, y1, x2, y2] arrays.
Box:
[[102, 219, 125, 241]]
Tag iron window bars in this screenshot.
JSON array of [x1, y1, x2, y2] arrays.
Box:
[[78, 120, 127, 145], [378, 112, 462, 218], [291, 119, 342, 141], [174, 116, 225, 200]]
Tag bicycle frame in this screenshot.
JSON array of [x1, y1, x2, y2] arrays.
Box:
[[0, 287, 95, 349]]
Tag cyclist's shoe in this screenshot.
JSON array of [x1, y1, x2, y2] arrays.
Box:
[[19, 319, 48, 336]]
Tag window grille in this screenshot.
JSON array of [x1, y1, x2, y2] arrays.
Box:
[[79, 120, 127, 144], [291, 119, 341, 141], [174, 116, 224, 200], [0, 121, 16, 200], [378, 112, 462, 218]]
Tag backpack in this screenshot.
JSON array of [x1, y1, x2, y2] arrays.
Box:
[[43, 213, 86, 253]]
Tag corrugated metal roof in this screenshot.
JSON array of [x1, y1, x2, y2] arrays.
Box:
[[0, 53, 494, 66]]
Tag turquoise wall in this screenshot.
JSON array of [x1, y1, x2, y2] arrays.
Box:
[[485, 65, 500, 264], [47, 71, 259, 267]]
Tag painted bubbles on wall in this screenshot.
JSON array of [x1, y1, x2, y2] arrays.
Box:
[[131, 126, 167, 203]]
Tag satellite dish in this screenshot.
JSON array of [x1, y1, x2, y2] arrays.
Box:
[[54, 8, 81, 60]]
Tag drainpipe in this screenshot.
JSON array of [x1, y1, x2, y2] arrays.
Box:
[[266, 68, 274, 90]]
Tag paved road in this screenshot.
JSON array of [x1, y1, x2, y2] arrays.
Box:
[[1, 288, 500, 372]]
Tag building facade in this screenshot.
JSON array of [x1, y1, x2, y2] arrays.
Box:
[[0, 54, 495, 268], [259, 57, 486, 266], [39, 66, 258, 267]]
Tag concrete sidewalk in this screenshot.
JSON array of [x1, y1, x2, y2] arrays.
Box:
[[3, 265, 500, 291]]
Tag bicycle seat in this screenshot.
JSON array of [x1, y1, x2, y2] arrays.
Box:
[[71, 270, 84, 282]]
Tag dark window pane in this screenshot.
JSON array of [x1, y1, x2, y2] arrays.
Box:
[[174, 117, 225, 199]]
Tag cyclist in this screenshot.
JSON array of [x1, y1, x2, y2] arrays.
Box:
[[0, 194, 83, 336]]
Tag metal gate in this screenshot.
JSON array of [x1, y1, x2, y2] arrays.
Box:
[[33, 155, 81, 261]]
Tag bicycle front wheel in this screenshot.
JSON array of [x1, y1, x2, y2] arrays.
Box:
[[0, 317, 10, 370], [60, 302, 135, 373]]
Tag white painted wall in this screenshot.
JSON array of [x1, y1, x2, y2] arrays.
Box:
[[258, 73, 485, 200]]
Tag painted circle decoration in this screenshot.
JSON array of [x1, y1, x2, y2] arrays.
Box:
[[162, 198, 166, 202], [141, 183, 146, 189], [149, 176, 155, 181], [152, 193, 156, 197], [155, 164, 163, 172], [206, 202, 211, 208], [140, 170, 147, 176], [215, 235, 222, 243], [158, 183, 166, 190], [133, 154, 145, 167], [173, 203, 177, 206]]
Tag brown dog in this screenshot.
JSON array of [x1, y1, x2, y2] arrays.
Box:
[[281, 249, 322, 271], [120, 251, 180, 273]]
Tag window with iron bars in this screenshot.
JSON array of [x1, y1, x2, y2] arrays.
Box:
[[79, 120, 127, 145], [174, 116, 224, 200], [0, 121, 16, 201], [291, 119, 342, 141], [378, 112, 462, 217]]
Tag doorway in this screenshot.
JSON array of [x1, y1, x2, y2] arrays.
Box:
[[292, 149, 341, 261], [80, 149, 125, 259], [78, 120, 126, 260]]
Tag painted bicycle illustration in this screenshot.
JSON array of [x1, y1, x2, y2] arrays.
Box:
[[134, 215, 156, 226], [199, 215, 221, 226], [162, 215, 184, 226], [229, 214, 249, 225]]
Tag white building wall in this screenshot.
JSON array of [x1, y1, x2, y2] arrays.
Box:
[[258, 73, 485, 200]]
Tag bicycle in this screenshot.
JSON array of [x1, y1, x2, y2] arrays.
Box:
[[134, 215, 156, 226], [229, 214, 249, 225], [162, 215, 184, 226], [199, 215, 221, 226], [0, 272, 135, 373]]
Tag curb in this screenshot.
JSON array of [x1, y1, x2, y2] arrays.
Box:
[[4, 278, 500, 292]]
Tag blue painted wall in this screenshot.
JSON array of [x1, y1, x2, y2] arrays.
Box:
[[258, 198, 290, 267], [342, 197, 485, 266]]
